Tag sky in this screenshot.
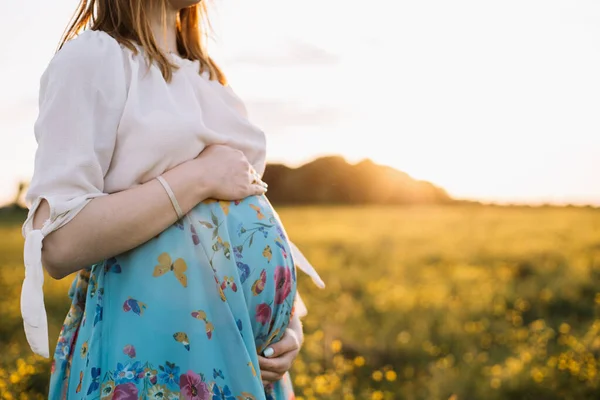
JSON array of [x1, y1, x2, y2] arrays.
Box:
[[0, 0, 599, 206]]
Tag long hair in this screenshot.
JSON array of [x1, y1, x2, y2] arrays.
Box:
[[59, 0, 226, 84]]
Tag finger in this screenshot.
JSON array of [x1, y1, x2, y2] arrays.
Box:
[[251, 183, 267, 196], [261, 370, 283, 383], [258, 355, 293, 374], [247, 165, 266, 184], [262, 332, 299, 358], [250, 176, 267, 188], [247, 170, 256, 184], [250, 173, 267, 188], [258, 355, 278, 372]]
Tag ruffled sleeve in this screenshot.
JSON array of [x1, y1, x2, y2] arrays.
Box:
[[21, 30, 127, 358]]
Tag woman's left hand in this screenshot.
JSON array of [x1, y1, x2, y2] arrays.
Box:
[[258, 316, 303, 385]]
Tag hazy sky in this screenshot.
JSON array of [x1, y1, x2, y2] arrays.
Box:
[[1, 0, 599, 205]]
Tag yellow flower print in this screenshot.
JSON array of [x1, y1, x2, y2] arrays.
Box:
[[80, 341, 88, 359]]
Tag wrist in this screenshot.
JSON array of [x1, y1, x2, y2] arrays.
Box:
[[188, 158, 214, 202], [162, 159, 211, 209], [289, 314, 304, 346]]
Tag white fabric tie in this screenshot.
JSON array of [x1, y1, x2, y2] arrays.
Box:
[[21, 229, 50, 358], [289, 241, 326, 289]]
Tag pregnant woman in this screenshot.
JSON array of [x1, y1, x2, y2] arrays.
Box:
[[20, 0, 324, 399]]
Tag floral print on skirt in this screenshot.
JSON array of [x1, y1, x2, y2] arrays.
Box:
[[48, 195, 298, 400]]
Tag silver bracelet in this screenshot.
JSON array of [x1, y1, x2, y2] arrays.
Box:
[[156, 176, 184, 220]]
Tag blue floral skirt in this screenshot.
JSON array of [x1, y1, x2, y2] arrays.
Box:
[[48, 195, 298, 400]]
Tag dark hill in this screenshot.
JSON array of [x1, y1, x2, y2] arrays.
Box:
[[262, 156, 453, 205]]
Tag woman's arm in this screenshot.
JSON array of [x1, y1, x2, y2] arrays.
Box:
[[288, 312, 305, 346], [34, 145, 266, 280], [33, 160, 201, 279]]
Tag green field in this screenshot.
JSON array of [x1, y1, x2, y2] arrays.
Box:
[[2, 205, 600, 399]]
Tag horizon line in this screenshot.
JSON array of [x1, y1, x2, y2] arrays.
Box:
[[2, 156, 598, 209]]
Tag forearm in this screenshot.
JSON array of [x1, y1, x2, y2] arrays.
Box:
[[289, 313, 304, 346], [34, 161, 208, 279]]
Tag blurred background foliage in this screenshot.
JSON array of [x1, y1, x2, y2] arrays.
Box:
[[2, 197, 600, 399]]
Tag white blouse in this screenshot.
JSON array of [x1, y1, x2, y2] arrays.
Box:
[[22, 30, 324, 358]]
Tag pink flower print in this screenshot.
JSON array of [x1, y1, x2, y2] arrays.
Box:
[[123, 344, 136, 358], [179, 370, 210, 400], [274, 266, 292, 304], [112, 383, 138, 400], [255, 303, 272, 326]]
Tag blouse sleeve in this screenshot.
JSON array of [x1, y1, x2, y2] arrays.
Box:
[[21, 30, 127, 358]]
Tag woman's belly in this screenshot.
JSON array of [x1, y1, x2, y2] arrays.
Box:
[[53, 195, 297, 398], [103, 194, 297, 352]]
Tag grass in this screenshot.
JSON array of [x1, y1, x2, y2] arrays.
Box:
[[2, 205, 600, 399]]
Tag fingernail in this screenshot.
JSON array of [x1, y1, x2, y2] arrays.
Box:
[[263, 347, 274, 357]]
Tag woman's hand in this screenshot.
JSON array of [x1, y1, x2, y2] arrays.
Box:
[[193, 144, 267, 201], [258, 314, 304, 386]]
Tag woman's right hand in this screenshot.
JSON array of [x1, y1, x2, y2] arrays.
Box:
[[193, 144, 267, 201]]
